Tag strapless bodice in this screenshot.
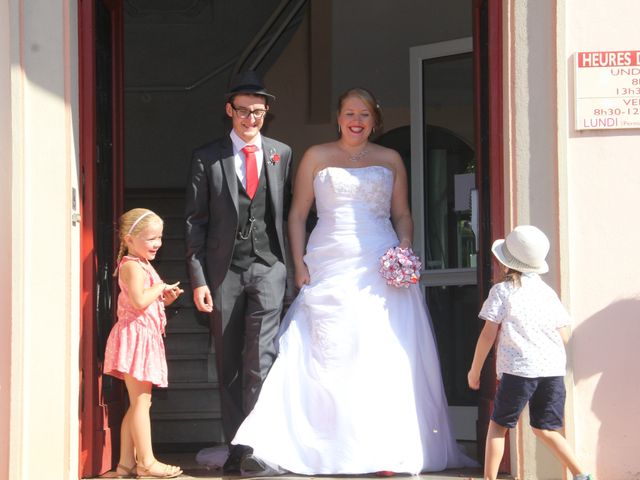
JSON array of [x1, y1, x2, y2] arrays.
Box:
[[313, 166, 394, 231]]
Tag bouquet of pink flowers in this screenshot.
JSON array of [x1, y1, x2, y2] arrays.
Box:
[[379, 246, 422, 288]]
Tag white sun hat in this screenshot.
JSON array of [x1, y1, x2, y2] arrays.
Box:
[[491, 225, 550, 274]]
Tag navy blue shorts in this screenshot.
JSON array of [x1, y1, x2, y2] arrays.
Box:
[[491, 373, 566, 430]]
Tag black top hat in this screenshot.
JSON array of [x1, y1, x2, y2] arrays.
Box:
[[225, 70, 276, 102]]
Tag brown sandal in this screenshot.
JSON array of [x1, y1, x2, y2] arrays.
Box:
[[136, 460, 182, 479], [116, 464, 136, 478], [99, 463, 136, 478]]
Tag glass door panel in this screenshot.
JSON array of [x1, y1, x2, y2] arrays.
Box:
[[423, 54, 476, 273], [410, 39, 478, 442]]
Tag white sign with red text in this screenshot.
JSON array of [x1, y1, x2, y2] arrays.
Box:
[[575, 50, 640, 130]]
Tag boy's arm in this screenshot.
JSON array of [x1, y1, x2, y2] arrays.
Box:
[[557, 325, 571, 345], [468, 320, 500, 390]]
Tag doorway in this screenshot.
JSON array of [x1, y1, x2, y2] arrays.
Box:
[[80, 0, 504, 476]]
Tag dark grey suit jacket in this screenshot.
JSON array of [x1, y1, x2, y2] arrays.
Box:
[[185, 134, 292, 291]]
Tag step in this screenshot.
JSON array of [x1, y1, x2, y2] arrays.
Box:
[[155, 259, 190, 284], [164, 288, 195, 309], [167, 353, 217, 383], [165, 322, 209, 334], [152, 382, 220, 414], [155, 237, 185, 259], [160, 215, 185, 235], [125, 189, 186, 215], [151, 411, 224, 445], [164, 328, 210, 355], [166, 306, 208, 329]]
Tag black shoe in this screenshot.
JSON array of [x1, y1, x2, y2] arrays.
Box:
[[224, 444, 252, 474], [240, 453, 283, 477]]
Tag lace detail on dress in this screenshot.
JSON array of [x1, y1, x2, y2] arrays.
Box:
[[310, 318, 350, 366], [316, 166, 393, 219]]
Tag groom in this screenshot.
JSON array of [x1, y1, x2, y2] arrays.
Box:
[[185, 70, 291, 473]]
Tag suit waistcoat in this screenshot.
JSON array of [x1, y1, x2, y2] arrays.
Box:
[[231, 169, 281, 269]]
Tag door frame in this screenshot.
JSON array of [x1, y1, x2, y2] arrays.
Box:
[[409, 0, 505, 467], [78, 0, 124, 476], [472, 0, 507, 470]]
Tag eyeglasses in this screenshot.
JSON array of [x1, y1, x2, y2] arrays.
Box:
[[231, 104, 268, 119]]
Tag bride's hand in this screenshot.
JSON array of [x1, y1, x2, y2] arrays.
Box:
[[294, 265, 310, 289], [398, 239, 412, 250]]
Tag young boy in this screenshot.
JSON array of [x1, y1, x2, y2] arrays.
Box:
[[467, 225, 593, 480]]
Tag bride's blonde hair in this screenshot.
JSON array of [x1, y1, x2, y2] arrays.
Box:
[[337, 87, 383, 131]]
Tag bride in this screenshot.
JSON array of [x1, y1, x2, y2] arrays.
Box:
[[232, 87, 475, 475]]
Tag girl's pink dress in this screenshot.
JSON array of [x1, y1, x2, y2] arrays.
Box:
[[103, 255, 168, 387]]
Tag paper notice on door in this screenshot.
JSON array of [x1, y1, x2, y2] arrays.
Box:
[[454, 173, 475, 211]]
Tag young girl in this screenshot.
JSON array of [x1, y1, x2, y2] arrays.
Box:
[[467, 225, 593, 480], [103, 208, 184, 479]]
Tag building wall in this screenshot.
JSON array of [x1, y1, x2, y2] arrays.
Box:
[[507, 1, 640, 479], [504, 2, 563, 477], [4, 1, 81, 479], [563, 1, 640, 479], [0, 1, 13, 479]]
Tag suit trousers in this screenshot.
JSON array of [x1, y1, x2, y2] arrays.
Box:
[[212, 260, 286, 443]]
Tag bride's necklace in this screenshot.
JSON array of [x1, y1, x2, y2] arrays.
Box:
[[340, 145, 369, 162]]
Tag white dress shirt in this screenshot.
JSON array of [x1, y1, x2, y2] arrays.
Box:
[[230, 130, 264, 190]]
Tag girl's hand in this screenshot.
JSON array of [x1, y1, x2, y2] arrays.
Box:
[[294, 265, 310, 289], [467, 369, 480, 390], [163, 281, 184, 306]]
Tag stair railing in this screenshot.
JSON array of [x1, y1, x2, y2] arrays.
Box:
[[124, 0, 309, 93]]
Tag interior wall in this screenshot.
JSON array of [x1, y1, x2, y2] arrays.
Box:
[[123, 0, 472, 188], [331, 0, 471, 108]]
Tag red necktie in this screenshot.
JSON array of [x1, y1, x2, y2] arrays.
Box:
[[242, 144, 258, 199]]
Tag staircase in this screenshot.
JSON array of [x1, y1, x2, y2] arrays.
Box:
[[125, 189, 223, 451]]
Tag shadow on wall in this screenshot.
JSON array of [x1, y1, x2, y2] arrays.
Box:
[[571, 297, 640, 479]]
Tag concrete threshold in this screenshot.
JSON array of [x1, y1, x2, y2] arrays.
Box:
[[94, 452, 511, 480]]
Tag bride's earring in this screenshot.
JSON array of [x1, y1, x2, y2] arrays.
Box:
[[337, 125, 341, 134]]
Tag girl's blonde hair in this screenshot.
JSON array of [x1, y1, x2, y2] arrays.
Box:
[[113, 208, 163, 276], [503, 268, 522, 288]]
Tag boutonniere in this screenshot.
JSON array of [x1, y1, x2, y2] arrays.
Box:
[[267, 148, 281, 166]]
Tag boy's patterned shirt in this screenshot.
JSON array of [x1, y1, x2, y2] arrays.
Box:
[[480, 273, 571, 379]]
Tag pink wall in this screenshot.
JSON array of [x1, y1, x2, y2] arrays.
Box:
[[567, 135, 640, 478], [566, 2, 640, 477]]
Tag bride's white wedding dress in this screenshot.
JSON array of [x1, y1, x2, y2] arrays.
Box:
[[233, 166, 474, 474]]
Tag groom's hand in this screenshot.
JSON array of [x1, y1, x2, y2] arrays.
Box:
[[193, 285, 214, 313]]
